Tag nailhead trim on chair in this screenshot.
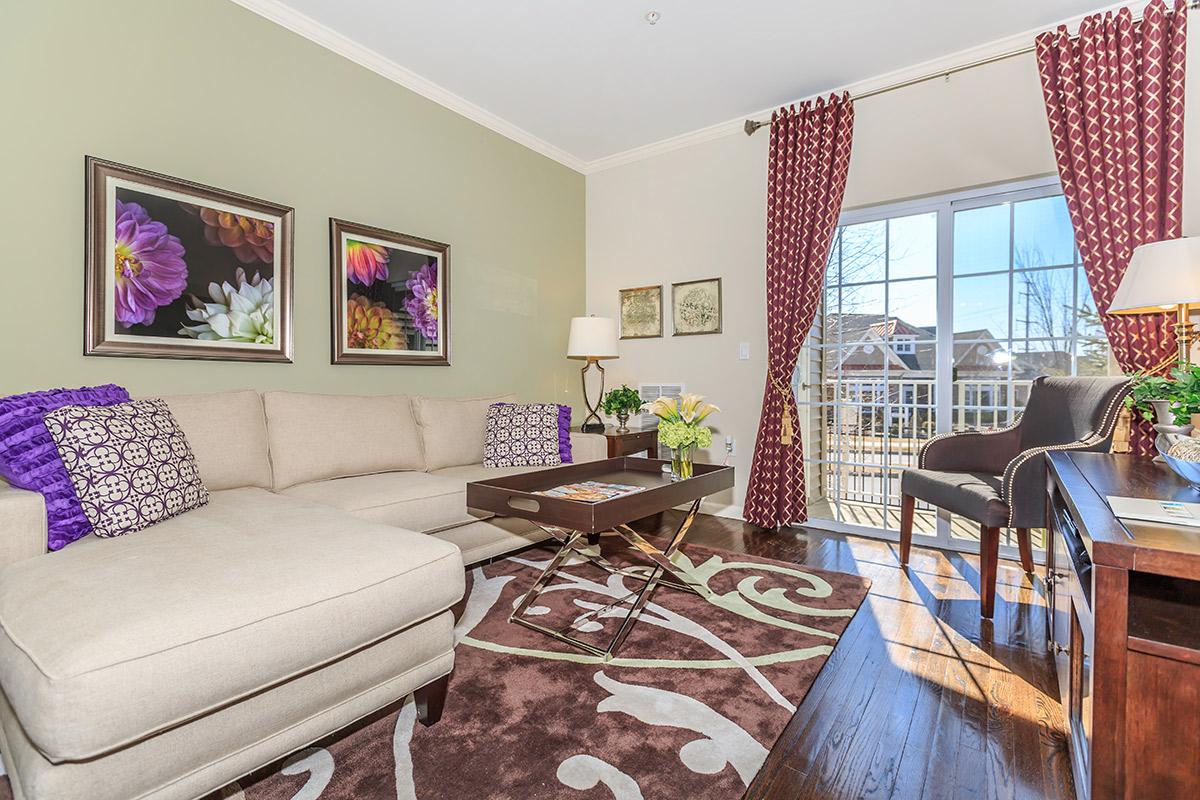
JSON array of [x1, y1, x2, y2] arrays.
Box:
[[999, 387, 1128, 528], [917, 415, 1023, 470]]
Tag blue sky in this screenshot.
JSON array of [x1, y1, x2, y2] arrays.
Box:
[[830, 194, 1103, 348]]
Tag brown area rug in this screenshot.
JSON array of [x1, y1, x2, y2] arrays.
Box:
[[0, 539, 870, 800]]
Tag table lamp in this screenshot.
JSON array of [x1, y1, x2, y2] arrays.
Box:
[[1110, 237, 1200, 370], [567, 316, 619, 433]]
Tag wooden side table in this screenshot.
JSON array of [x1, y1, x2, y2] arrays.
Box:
[[587, 426, 658, 458]]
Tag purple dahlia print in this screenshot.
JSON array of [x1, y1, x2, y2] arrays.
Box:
[[113, 200, 188, 327], [404, 262, 439, 344]]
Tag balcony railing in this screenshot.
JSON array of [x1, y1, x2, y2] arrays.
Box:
[[802, 378, 1036, 544]]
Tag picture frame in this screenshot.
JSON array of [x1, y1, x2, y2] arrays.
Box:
[[330, 218, 450, 366], [671, 277, 723, 336], [618, 284, 663, 339], [85, 156, 294, 362]]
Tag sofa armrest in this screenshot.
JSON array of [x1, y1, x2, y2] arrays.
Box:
[[570, 432, 608, 463], [0, 482, 48, 569]]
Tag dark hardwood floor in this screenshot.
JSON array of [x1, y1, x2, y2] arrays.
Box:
[[627, 511, 1075, 800]]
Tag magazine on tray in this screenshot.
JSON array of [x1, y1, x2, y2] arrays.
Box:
[[536, 480, 647, 503]]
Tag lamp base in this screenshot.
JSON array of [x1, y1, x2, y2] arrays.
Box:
[[581, 422, 606, 433]]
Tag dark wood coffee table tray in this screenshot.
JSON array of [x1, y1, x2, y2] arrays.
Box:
[[466, 457, 735, 659], [465, 456, 733, 535]]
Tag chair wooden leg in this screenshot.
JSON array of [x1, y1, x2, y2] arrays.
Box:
[[414, 673, 450, 726], [899, 493, 915, 566], [979, 524, 1000, 619], [1016, 527, 1035, 576]]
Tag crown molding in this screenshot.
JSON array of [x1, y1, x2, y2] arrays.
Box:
[[581, 0, 1139, 174], [228, 0, 588, 173]]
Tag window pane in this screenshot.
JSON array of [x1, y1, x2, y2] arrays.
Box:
[[954, 204, 1010, 274], [1013, 267, 1074, 340], [954, 273, 1010, 340], [840, 220, 886, 284], [888, 212, 937, 279], [1011, 339, 1072, 379], [888, 278, 937, 333], [840, 281, 884, 318], [1014, 195, 1075, 268]]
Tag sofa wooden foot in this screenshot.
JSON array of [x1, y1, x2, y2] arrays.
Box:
[[414, 674, 449, 726]]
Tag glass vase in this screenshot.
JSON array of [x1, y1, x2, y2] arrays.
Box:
[[670, 444, 694, 482]]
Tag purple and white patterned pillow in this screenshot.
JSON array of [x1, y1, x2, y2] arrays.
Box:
[[483, 403, 571, 468], [44, 399, 209, 538]]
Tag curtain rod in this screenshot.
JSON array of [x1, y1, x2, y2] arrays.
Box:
[[743, 0, 1199, 136]]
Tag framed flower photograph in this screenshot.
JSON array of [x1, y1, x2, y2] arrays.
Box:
[[671, 277, 723, 336], [330, 218, 450, 366], [619, 284, 663, 339], [85, 157, 294, 362]]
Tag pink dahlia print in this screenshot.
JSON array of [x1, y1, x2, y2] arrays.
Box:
[[404, 262, 439, 343], [112, 200, 188, 327], [181, 204, 275, 265], [345, 239, 391, 287]]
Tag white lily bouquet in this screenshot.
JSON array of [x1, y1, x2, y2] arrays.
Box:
[[645, 393, 720, 481]]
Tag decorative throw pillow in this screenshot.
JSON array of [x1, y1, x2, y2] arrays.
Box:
[[0, 384, 130, 551], [483, 403, 572, 468], [44, 399, 209, 538]]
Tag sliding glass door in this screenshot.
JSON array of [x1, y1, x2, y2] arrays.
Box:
[[796, 177, 1113, 558]]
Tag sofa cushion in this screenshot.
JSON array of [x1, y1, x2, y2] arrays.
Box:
[[263, 392, 424, 490], [156, 390, 272, 491], [0, 488, 463, 762], [413, 394, 516, 471], [282, 471, 491, 533]]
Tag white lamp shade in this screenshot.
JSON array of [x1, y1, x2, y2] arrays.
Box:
[[1110, 237, 1200, 314], [567, 316, 619, 359]]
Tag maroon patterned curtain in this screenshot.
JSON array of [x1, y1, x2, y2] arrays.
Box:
[[744, 95, 854, 529], [1036, 0, 1187, 457]]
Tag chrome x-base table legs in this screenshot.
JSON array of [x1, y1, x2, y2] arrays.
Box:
[[508, 499, 705, 660]]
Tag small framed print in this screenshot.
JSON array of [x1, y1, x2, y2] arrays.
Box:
[[331, 218, 450, 366], [619, 284, 663, 339], [671, 278, 722, 336], [85, 156, 294, 362]]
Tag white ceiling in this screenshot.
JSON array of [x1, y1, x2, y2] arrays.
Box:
[[242, 0, 1115, 169]]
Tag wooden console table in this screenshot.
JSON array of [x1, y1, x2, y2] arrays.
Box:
[[588, 425, 658, 459], [1045, 451, 1200, 800]]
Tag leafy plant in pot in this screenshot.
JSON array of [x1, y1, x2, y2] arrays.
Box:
[[600, 385, 643, 433]]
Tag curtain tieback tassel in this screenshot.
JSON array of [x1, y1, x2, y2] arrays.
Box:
[[770, 375, 795, 446]]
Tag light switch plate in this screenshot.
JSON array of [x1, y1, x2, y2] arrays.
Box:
[[738, 342, 750, 360]]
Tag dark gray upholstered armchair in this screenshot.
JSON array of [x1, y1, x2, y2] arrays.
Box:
[[899, 376, 1129, 617]]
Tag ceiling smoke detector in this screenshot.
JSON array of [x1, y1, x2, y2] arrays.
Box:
[[644, 10, 661, 25]]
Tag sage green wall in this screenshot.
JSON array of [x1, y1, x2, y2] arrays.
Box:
[[0, 0, 585, 407]]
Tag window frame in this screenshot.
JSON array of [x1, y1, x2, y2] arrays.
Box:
[[798, 174, 1103, 563]]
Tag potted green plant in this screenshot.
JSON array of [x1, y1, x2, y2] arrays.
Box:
[[600, 385, 643, 433], [1125, 373, 1175, 425], [1167, 363, 1200, 427], [645, 393, 719, 481]]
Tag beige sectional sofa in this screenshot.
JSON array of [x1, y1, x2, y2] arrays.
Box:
[[0, 390, 607, 800]]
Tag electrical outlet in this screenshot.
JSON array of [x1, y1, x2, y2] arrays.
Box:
[[725, 435, 735, 456]]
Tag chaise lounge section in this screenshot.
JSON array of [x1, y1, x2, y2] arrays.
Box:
[[0, 390, 606, 800]]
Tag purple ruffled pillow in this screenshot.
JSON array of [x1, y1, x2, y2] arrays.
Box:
[[483, 403, 573, 468], [0, 384, 130, 551]]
